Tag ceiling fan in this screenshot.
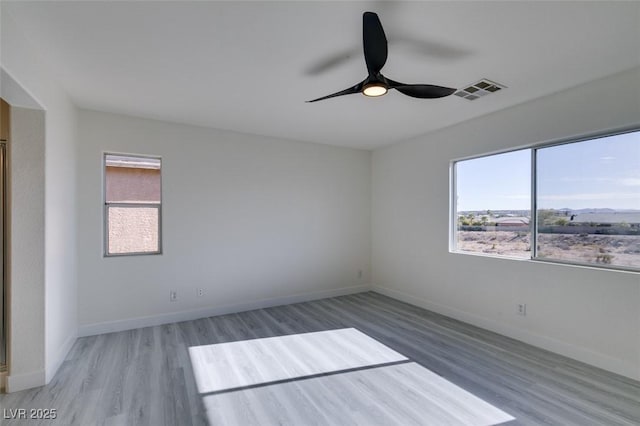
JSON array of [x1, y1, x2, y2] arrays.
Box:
[[307, 12, 457, 103]]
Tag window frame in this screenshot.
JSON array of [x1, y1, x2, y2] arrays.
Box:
[[449, 147, 534, 261], [103, 152, 163, 257], [450, 126, 640, 273]]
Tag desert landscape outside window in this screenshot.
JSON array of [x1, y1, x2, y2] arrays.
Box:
[[453, 149, 532, 259], [535, 131, 640, 269], [453, 129, 640, 271], [104, 154, 162, 256]]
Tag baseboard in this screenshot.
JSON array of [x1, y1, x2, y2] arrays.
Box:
[[79, 284, 371, 337], [372, 285, 639, 381], [6, 369, 46, 393], [45, 332, 77, 384]]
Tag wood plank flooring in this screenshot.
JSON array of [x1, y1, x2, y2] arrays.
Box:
[[1, 292, 638, 425]]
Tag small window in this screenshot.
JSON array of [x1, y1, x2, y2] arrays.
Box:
[[453, 150, 531, 258], [535, 132, 640, 269], [104, 154, 161, 256]]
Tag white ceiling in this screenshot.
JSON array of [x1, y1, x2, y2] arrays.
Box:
[[3, 1, 640, 149]]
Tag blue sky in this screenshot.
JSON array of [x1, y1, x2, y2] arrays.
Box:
[[456, 131, 640, 212]]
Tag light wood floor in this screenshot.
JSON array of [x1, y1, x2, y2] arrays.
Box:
[[1, 292, 638, 425]]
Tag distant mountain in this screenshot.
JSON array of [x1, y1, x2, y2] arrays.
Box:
[[459, 208, 640, 216], [570, 208, 640, 214], [571, 208, 616, 214]]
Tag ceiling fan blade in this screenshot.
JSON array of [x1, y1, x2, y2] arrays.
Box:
[[306, 81, 364, 103], [389, 36, 471, 61], [387, 78, 456, 98], [363, 12, 388, 75], [304, 48, 357, 76]]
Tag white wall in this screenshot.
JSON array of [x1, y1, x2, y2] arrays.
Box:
[[1, 8, 78, 391], [372, 67, 640, 380], [77, 110, 371, 334], [8, 107, 45, 390]]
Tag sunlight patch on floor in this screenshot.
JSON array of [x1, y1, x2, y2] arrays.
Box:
[[189, 328, 407, 393]]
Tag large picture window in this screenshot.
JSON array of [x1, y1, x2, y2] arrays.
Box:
[[104, 154, 162, 256], [452, 129, 640, 271]]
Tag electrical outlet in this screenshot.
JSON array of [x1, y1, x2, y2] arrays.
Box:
[[197, 288, 204, 297], [517, 303, 527, 316], [170, 290, 178, 302]]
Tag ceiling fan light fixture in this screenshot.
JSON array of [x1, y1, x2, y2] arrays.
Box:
[[362, 83, 388, 97]]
